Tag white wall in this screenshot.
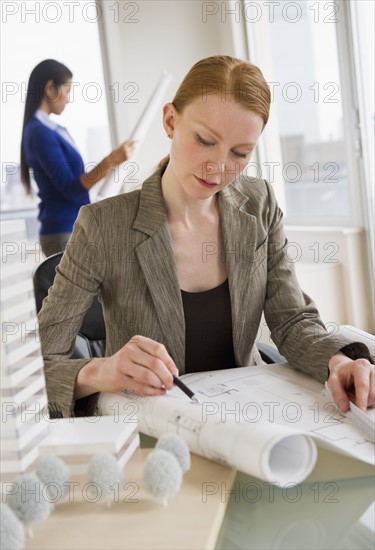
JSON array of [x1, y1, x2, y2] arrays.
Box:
[[98, 0, 373, 337], [285, 226, 372, 333], [99, 0, 236, 184], [259, 226, 372, 348]]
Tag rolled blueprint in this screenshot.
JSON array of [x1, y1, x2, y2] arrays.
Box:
[[96, 71, 173, 200], [99, 391, 318, 485], [99, 363, 375, 484]]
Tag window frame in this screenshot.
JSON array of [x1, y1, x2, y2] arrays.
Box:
[[239, 0, 374, 322], [241, 0, 369, 227]]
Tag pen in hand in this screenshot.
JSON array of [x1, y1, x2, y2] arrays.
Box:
[[173, 375, 201, 404]]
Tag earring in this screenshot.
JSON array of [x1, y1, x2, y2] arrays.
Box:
[[167, 134, 172, 139]]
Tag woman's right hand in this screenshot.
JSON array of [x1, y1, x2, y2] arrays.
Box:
[[108, 140, 137, 166], [75, 335, 179, 399], [80, 140, 137, 190]]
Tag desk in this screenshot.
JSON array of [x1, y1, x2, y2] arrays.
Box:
[[26, 449, 374, 550], [25, 446, 374, 550], [25, 448, 236, 550], [216, 448, 375, 550]]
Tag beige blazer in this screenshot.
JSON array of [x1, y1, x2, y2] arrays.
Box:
[[39, 168, 362, 417]]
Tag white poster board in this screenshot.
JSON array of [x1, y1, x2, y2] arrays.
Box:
[[96, 71, 172, 200]]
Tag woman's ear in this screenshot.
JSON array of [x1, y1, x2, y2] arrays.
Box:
[[162, 103, 176, 139], [43, 80, 57, 101]]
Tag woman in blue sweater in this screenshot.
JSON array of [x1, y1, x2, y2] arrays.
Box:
[[21, 59, 134, 256]]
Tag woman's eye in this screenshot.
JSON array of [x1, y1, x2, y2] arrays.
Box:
[[196, 134, 214, 146], [232, 151, 249, 159], [196, 133, 251, 159]]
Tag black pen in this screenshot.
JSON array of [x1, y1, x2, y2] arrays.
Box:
[[173, 375, 201, 404]]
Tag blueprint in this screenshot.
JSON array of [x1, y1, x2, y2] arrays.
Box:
[[99, 363, 374, 485]]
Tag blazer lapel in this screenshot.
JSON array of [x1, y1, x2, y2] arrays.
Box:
[[219, 185, 259, 366], [133, 170, 186, 372]]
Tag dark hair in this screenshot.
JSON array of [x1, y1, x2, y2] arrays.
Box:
[[20, 59, 73, 193]]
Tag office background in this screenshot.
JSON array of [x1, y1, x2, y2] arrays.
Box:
[[1, 0, 374, 335]]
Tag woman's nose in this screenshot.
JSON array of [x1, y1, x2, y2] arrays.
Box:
[[205, 161, 224, 175], [207, 151, 240, 175], [206, 149, 229, 174]]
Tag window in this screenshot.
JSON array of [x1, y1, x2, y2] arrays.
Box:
[[350, 0, 374, 275], [242, 0, 373, 325], [268, 1, 349, 222], [1, 0, 111, 212], [244, 0, 369, 226]]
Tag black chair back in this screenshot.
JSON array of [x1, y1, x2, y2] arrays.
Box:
[[33, 252, 106, 359]]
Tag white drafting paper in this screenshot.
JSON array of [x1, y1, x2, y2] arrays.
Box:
[[96, 71, 172, 200], [99, 363, 375, 484], [100, 388, 317, 485]]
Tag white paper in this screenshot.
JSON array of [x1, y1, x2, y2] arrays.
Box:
[[96, 71, 172, 200], [177, 365, 374, 465], [99, 363, 375, 485]]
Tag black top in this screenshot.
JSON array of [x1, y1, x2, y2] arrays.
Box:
[[181, 279, 237, 373]]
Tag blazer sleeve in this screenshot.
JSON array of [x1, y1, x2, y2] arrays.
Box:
[[28, 123, 87, 201], [38, 205, 106, 417], [262, 181, 371, 383]]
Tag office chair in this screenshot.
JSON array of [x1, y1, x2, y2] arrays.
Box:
[[257, 342, 286, 364], [33, 252, 286, 364], [33, 252, 105, 359]]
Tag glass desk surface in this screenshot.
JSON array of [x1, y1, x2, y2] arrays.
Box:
[[215, 454, 374, 550], [141, 434, 375, 550]]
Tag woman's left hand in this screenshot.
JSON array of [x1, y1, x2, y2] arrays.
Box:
[[327, 352, 374, 411]]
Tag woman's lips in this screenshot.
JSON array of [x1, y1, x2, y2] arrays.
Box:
[[194, 176, 220, 189]]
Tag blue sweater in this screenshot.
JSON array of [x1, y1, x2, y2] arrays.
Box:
[[23, 117, 90, 235]]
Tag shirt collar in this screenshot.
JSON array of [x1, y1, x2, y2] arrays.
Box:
[[34, 109, 79, 152], [35, 109, 59, 131]]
